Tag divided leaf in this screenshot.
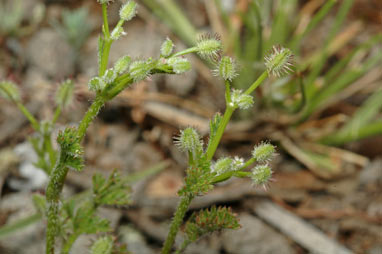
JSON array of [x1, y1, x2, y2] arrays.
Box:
[[92, 170, 131, 206], [185, 206, 240, 243]]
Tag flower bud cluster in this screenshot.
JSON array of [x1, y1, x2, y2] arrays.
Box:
[[264, 45, 293, 77], [114, 55, 131, 74], [229, 89, 254, 110], [110, 26, 126, 40], [167, 57, 191, 74], [212, 156, 244, 175], [129, 59, 153, 82]]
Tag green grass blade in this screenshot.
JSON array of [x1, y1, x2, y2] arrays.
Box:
[[290, 0, 336, 52]]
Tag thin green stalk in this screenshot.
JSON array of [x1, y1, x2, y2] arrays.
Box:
[[52, 106, 61, 124], [43, 134, 56, 171], [175, 239, 191, 254], [244, 71, 268, 95], [99, 3, 112, 76], [206, 106, 235, 160], [171, 47, 198, 58], [161, 195, 193, 254], [15, 101, 39, 131]]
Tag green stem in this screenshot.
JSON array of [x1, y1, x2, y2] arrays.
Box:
[[43, 133, 56, 172], [52, 106, 61, 124], [171, 47, 198, 58], [99, 3, 112, 76], [45, 95, 106, 254], [15, 101, 39, 131], [101, 3, 110, 37], [161, 195, 193, 254], [206, 106, 235, 160], [244, 71, 268, 95], [61, 233, 80, 254]]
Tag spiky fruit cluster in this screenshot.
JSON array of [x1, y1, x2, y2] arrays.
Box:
[[230, 89, 254, 109], [196, 33, 222, 59], [174, 127, 203, 154], [56, 127, 84, 171], [214, 56, 238, 81], [160, 37, 174, 57], [264, 45, 293, 77], [167, 57, 191, 74], [119, 1, 137, 21], [252, 142, 276, 162], [251, 164, 272, 188]]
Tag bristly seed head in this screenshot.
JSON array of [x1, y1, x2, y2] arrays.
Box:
[[230, 89, 254, 110], [251, 164, 273, 189], [119, 1, 138, 21], [160, 37, 174, 57], [114, 55, 131, 74], [174, 127, 203, 154], [196, 33, 222, 59], [213, 56, 238, 81], [264, 45, 293, 77], [252, 142, 276, 162], [129, 59, 152, 82]]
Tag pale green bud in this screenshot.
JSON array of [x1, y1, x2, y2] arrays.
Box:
[[230, 89, 254, 110], [91, 236, 113, 254], [129, 60, 152, 82], [213, 157, 233, 175], [161, 37, 174, 57], [102, 68, 117, 84], [114, 55, 131, 74], [251, 164, 272, 188], [174, 127, 203, 153], [167, 57, 191, 74], [88, 77, 106, 92], [196, 33, 222, 59], [252, 142, 276, 162], [110, 26, 126, 40], [0, 80, 20, 101], [264, 45, 293, 77], [214, 56, 238, 81], [120, 1, 137, 21]]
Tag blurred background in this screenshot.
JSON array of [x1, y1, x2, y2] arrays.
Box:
[[0, 0, 381, 253]]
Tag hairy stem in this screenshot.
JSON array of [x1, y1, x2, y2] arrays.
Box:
[[45, 95, 106, 254], [161, 195, 193, 254]]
